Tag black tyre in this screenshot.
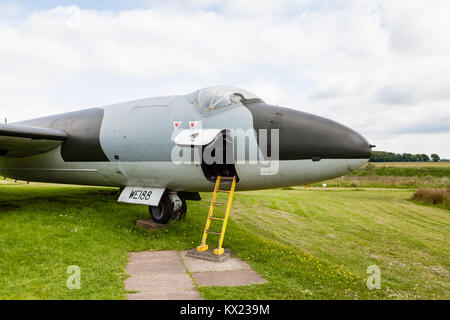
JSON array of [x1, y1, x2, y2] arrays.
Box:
[[149, 194, 172, 224]]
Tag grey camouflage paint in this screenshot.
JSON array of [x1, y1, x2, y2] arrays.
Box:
[[18, 108, 108, 162], [0, 87, 372, 191]]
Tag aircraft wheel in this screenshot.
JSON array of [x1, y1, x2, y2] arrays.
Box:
[[149, 194, 172, 225]]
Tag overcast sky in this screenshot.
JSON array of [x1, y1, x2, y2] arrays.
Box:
[[0, 0, 449, 158]]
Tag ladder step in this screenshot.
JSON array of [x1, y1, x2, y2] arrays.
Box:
[[213, 202, 228, 206], [206, 231, 222, 235], [209, 217, 225, 221], [197, 175, 236, 256]]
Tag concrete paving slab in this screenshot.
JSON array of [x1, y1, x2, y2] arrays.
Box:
[[126, 251, 186, 275], [125, 273, 194, 292], [186, 248, 232, 262], [127, 289, 203, 301], [128, 250, 179, 261], [193, 269, 267, 287], [125, 250, 200, 299], [181, 251, 251, 273], [125, 250, 267, 300], [126, 260, 187, 276]]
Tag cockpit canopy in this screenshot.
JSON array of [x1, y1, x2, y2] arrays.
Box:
[[188, 86, 262, 112]]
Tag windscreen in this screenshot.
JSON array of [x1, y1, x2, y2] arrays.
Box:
[[193, 86, 261, 111]]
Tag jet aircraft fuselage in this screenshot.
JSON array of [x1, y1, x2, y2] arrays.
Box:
[[0, 86, 372, 223]]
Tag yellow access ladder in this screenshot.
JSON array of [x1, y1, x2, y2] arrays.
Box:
[[197, 176, 237, 256]]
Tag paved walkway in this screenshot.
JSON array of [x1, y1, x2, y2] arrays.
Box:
[[125, 250, 267, 300]]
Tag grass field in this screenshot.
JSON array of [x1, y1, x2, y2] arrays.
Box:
[[0, 182, 448, 300], [369, 162, 450, 168], [312, 162, 450, 189], [312, 175, 448, 189]]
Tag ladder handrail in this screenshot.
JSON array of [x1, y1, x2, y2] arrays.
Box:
[[196, 176, 236, 256], [216, 176, 236, 253]]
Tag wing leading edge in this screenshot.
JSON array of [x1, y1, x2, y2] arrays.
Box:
[[0, 124, 67, 157]]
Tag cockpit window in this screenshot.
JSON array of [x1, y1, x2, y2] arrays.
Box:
[[193, 86, 261, 111]]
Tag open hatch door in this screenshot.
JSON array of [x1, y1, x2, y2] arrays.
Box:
[[174, 128, 222, 147], [174, 129, 239, 182]]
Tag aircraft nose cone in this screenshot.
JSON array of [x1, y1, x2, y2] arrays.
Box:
[[243, 101, 372, 160]]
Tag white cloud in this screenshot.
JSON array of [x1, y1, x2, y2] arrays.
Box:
[[0, 0, 449, 157]]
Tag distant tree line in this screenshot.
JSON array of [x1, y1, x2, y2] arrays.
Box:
[[370, 151, 441, 162]]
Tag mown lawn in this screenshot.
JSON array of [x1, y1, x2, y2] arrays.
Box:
[[0, 183, 448, 300], [313, 161, 450, 189], [229, 187, 449, 300], [370, 162, 450, 168]]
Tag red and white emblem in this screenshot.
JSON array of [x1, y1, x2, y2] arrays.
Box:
[[189, 121, 199, 129], [173, 121, 182, 130]]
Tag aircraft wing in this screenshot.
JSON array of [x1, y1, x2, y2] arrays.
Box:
[[0, 123, 67, 157]]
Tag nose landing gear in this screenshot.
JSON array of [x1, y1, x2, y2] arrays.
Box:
[[149, 192, 187, 224]]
